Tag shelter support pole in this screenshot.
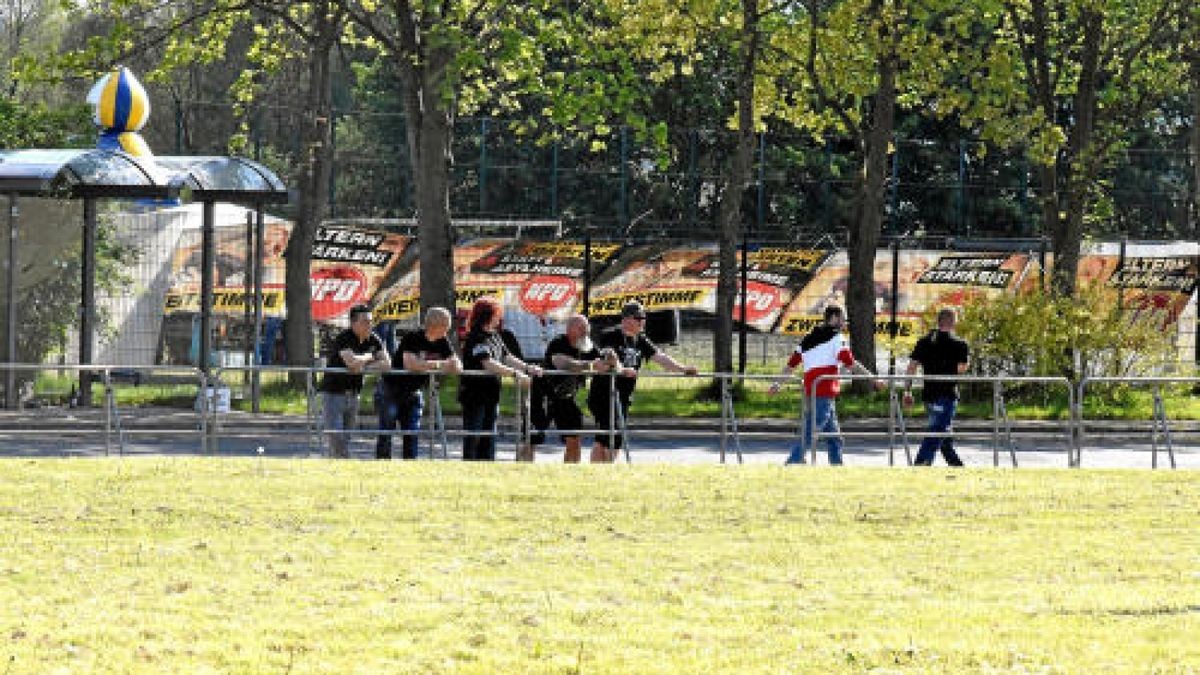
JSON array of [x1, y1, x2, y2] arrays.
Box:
[[5, 195, 16, 409], [244, 210, 253, 388], [200, 200, 215, 376], [252, 205, 265, 412], [80, 198, 97, 407]]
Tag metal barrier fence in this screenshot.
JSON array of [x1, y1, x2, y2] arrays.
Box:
[[1, 362, 1197, 468], [0, 363, 207, 455], [809, 373, 1075, 467], [1076, 376, 1200, 470]]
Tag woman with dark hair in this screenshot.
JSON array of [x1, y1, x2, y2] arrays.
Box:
[[458, 298, 543, 460]]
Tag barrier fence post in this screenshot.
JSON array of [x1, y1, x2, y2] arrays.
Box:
[[307, 367, 319, 454], [607, 373, 616, 456], [719, 375, 728, 464], [887, 382, 897, 466], [1070, 380, 1082, 468], [991, 380, 1001, 467], [198, 371, 209, 454], [103, 369, 112, 456], [727, 373, 744, 464]]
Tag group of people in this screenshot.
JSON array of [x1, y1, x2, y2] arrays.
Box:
[[767, 304, 970, 467], [319, 298, 698, 462], [318, 298, 969, 466]]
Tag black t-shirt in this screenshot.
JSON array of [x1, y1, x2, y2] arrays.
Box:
[[588, 327, 658, 405], [381, 329, 454, 398], [321, 328, 386, 393], [499, 328, 524, 360], [459, 328, 511, 405], [910, 330, 970, 402], [542, 334, 601, 400]]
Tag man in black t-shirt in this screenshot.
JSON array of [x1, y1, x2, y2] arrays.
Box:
[[376, 307, 461, 460], [587, 301, 698, 463], [321, 304, 390, 458], [903, 307, 971, 466], [536, 314, 616, 463]]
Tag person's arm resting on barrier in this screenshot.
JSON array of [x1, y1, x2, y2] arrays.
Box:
[[553, 353, 608, 374], [651, 351, 699, 376], [481, 353, 528, 385], [340, 347, 390, 374], [500, 353, 543, 384], [404, 350, 461, 374]]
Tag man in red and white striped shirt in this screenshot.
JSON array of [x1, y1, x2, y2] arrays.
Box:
[[768, 305, 883, 465]]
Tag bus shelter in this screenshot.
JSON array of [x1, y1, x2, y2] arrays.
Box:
[[0, 149, 288, 406]]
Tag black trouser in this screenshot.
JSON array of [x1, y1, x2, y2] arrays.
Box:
[[461, 399, 499, 461], [527, 377, 549, 445], [588, 391, 630, 450]]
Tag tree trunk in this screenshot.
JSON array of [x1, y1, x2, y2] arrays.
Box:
[[1192, 44, 1200, 235], [846, 53, 897, 375], [283, 22, 337, 380], [413, 112, 456, 314], [395, 50, 456, 318], [1049, 9, 1102, 296], [1034, 162, 1059, 288], [713, 0, 760, 378]]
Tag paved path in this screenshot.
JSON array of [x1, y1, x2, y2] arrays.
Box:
[[0, 407, 1194, 469]]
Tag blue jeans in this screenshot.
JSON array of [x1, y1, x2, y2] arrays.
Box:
[[376, 389, 424, 460], [322, 390, 360, 459], [461, 399, 499, 461], [914, 397, 964, 466], [787, 396, 843, 465]]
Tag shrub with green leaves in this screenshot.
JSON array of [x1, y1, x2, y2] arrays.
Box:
[[953, 285, 1174, 401]]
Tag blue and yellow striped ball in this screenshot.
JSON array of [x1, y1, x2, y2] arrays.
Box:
[[87, 66, 150, 132]]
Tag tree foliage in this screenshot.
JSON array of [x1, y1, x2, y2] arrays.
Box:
[[960, 0, 1191, 294]]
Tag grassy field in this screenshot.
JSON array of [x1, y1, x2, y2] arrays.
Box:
[[1, 460, 1197, 672]]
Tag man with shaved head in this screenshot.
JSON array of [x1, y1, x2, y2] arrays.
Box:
[[376, 306, 461, 460], [534, 314, 616, 462]]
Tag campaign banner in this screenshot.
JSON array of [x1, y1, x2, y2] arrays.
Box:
[[163, 222, 410, 322], [587, 244, 828, 331], [1091, 255, 1198, 331], [1107, 256, 1197, 294], [373, 239, 622, 322], [778, 251, 1031, 359], [916, 255, 1017, 288], [371, 238, 625, 357]]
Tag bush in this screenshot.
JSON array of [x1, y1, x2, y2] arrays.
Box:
[[953, 285, 1174, 401]]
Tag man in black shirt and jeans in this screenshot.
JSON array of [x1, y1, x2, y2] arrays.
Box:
[[321, 304, 390, 458], [903, 307, 970, 466], [376, 307, 461, 460]]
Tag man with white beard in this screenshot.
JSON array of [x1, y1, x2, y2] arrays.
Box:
[[535, 314, 617, 462]]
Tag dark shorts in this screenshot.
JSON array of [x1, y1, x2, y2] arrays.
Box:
[[588, 393, 630, 450], [539, 396, 585, 441]]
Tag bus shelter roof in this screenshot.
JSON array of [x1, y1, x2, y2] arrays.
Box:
[[0, 149, 287, 204]]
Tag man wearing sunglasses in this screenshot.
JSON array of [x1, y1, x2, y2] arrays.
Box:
[[587, 301, 698, 462]]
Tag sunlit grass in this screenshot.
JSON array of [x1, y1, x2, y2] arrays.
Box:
[[0, 460, 1196, 672]]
